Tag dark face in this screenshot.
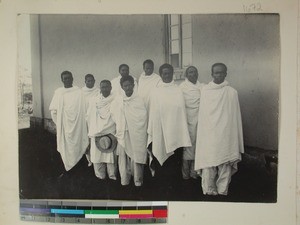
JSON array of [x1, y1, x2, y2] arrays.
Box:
[[100, 82, 112, 98], [121, 80, 134, 97], [186, 67, 198, 84], [144, 63, 154, 76], [85, 77, 95, 89], [61, 73, 73, 88], [212, 65, 227, 84], [119, 66, 129, 77], [160, 68, 173, 83]]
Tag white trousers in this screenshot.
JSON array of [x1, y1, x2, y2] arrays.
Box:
[[118, 147, 144, 186], [201, 163, 232, 195], [93, 162, 117, 180]]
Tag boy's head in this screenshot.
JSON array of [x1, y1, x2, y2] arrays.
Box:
[[159, 63, 174, 83], [211, 63, 227, 84], [143, 59, 154, 76], [120, 75, 134, 97], [100, 80, 112, 98], [185, 66, 198, 84], [85, 74, 95, 89], [61, 71, 73, 88], [119, 64, 129, 77]]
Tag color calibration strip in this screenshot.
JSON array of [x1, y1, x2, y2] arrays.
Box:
[[20, 200, 168, 223]]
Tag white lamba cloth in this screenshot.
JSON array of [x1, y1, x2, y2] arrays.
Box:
[[82, 86, 100, 110], [86, 93, 116, 164], [147, 81, 192, 166], [86, 93, 115, 137], [110, 92, 148, 164], [82, 86, 100, 98], [194, 80, 244, 170], [179, 79, 205, 160], [137, 72, 161, 109], [49, 86, 89, 171]]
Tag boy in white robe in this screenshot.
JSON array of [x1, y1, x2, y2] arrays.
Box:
[[49, 71, 89, 176], [147, 63, 191, 190], [194, 63, 244, 195], [110, 75, 148, 187], [86, 80, 117, 180], [82, 74, 100, 166], [111, 64, 138, 97], [137, 59, 161, 109], [179, 66, 205, 180]]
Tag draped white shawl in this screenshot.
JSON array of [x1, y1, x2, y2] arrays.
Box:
[[86, 93, 116, 164], [194, 80, 244, 170], [49, 86, 89, 171], [82, 86, 100, 110], [147, 82, 192, 166], [179, 79, 205, 160], [137, 72, 161, 109], [110, 91, 148, 164]]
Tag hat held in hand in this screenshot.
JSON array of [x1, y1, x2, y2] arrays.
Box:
[[95, 134, 117, 153]]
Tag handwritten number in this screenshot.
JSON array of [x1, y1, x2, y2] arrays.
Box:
[[243, 3, 263, 13]]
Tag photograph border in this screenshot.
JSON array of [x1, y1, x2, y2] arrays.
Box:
[[0, 0, 298, 225]]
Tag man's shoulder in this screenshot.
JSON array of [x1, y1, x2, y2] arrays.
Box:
[[225, 86, 238, 94]]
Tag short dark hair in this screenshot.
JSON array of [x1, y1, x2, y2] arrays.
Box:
[[61, 70, 72, 79], [120, 75, 134, 86], [211, 63, 227, 73], [100, 79, 111, 86], [143, 59, 154, 67], [85, 74, 95, 80], [159, 63, 174, 75], [185, 66, 198, 77], [119, 64, 129, 72]]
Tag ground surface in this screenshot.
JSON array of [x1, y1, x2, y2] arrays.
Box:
[[19, 128, 277, 203]]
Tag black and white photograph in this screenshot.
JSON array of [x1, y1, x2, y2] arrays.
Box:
[[18, 13, 279, 202], [0, 0, 298, 225]]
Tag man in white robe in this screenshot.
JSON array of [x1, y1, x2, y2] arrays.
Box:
[[137, 59, 161, 109], [195, 63, 244, 196], [111, 75, 148, 187], [49, 71, 89, 175], [82, 74, 100, 166], [147, 63, 191, 190], [179, 66, 205, 180], [111, 64, 138, 97], [86, 80, 117, 180]]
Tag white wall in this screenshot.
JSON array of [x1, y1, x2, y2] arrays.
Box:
[[38, 14, 165, 119]]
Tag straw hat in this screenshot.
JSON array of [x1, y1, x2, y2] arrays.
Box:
[[95, 134, 117, 153]]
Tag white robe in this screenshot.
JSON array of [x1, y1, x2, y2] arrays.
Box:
[[194, 80, 244, 170], [110, 91, 148, 164], [179, 79, 205, 160], [147, 81, 192, 166], [111, 75, 138, 97], [82, 86, 100, 110], [137, 72, 161, 109], [49, 86, 89, 171], [86, 93, 116, 164]]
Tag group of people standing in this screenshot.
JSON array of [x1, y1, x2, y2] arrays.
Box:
[[49, 59, 244, 196]]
